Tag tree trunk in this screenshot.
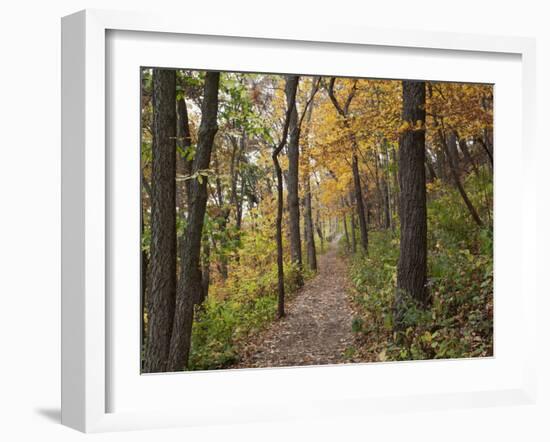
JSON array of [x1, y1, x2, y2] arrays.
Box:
[[199, 237, 211, 305], [350, 197, 357, 254], [285, 75, 303, 286], [444, 131, 484, 228], [425, 155, 437, 182], [396, 80, 429, 326], [458, 137, 479, 177], [391, 145, 400, 223], [272, 75, 299, 318], [273, 154, 286, 318], [168, 72, 220, 371], [343, 213, 350, 250], [352, 152, 369, 253], [140, 213, 149, 357], [301, 81, 318, 273], [304, 178, 317, 271], [177, 91, 193, 208], [143, 69, 177, 373]]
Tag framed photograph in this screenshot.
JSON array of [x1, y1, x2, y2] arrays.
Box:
[[61, 9, 537, 432]]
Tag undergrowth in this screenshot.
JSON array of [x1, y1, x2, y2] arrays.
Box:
[[347, 171, 493, 362], [188, 219, 316, 370]]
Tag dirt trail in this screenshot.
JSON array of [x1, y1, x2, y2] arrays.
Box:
[[232, 242, 357, 368]]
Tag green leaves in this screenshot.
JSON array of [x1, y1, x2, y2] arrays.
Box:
[[177, 168, 213, 184], [349, 209, 493, 363]]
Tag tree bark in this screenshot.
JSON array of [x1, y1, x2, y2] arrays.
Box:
[[285, 75, 303, 285], [273, 75, 299, 318], [143, 69, 177, 373], [168, 72, 220, 371], [348, 192, 357, 254], [352, 151, 369, 252], [304, 178, 317, 271], [177, 91, 193, 208], [140, 213, 149, 357], [396, 80, 429, 326], [301, 81, 318, 272], [343, 213, 350, 250]]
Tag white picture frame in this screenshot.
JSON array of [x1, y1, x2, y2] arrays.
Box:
[[61, 9, 537, 433]]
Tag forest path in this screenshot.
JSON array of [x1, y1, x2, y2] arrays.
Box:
[[232, 241, 357, 368]]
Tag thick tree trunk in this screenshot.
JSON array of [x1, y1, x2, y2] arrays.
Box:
[[141, 213, 149, 355], [143, 69, 177, 373], [285, 75, 303, 286], [168, 72, 220, 371], [396, 80, 429, 326]]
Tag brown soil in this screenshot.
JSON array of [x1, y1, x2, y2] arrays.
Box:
[[232, 242, 358, 368]]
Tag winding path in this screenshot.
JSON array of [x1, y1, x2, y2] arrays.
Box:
[[232, 242, 357, 368]]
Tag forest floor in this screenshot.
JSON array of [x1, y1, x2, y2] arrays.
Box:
[[231, 241, 359, 369]]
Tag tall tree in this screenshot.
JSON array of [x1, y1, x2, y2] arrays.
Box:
[[273, 76, 299, 318], [395, 80, 429, 326], [444, 130, 484, 227], [328, 78, 369, 253], [143, 69, 177, 373], [168, 72, 220, 371], [301, 78, 320, 272], [285, 75, 303, 286]]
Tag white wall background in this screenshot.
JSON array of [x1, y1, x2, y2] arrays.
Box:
[[0, 1, 547, 440]]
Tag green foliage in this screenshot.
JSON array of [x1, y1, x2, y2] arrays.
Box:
[[188, 217, 308, 370], [349, 171, 493, 362]]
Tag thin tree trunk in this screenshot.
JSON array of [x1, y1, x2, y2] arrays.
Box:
[[274, 155, 286, 318], [476, 135, 493, 169], [168, 72, 220, 371], [304, 178, 317, 271], [396, 80, 429, 328], [458, 136, 479, 177], [352, 152, 369, 252], [301, 80, 318, 273], [391, 145, 400, 223], [143, 69, 177, 373], [327, 78, 367, 253], [444, 131, 484, 228], [177, 90, 193, 206], [199, 238, 211, 305], [343, 213, 350, 250], [350, 197, 357, 254], [386, 154, 394, 231], [316, 208, 324, 252], [213, 153, 230, 280], [425, 156, 437, 182], [272, 75, 298, 318]]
